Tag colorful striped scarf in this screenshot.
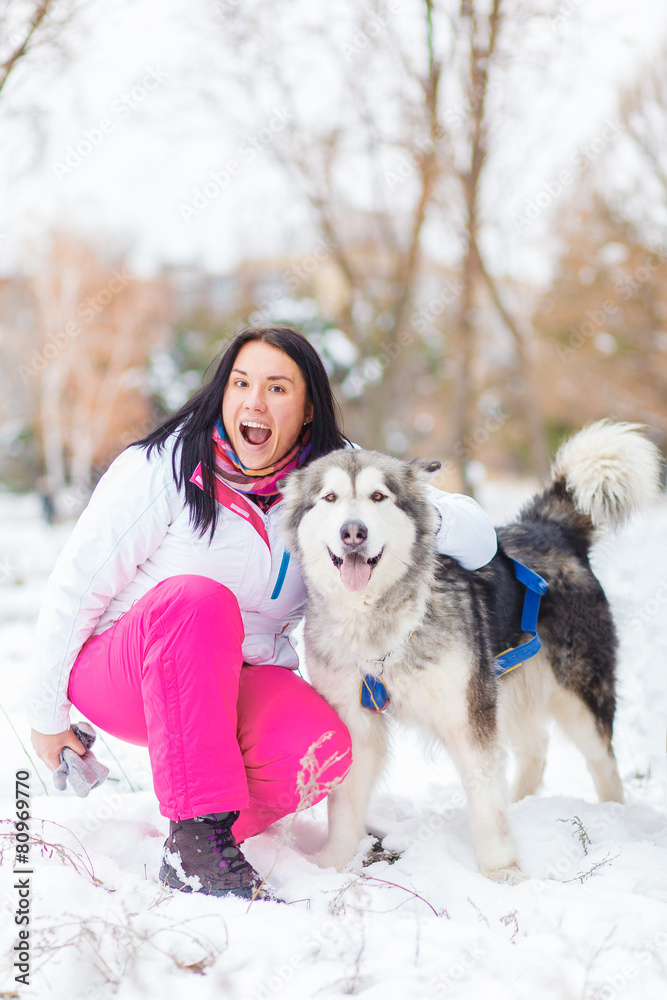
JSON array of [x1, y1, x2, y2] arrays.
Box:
[[190, 417, 312, 512]]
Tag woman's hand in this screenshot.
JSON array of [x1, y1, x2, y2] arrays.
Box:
[[31, 728, 86, 771]]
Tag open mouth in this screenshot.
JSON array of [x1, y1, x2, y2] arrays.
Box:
[[327, 546, 384, 592], [240, 420, 272, 447]]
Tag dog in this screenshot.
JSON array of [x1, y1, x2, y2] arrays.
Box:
[[279, 421, 662, 883]]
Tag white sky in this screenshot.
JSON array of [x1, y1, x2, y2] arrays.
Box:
[[0, 0, 666, 282]]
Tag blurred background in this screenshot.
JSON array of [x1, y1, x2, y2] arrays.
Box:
[[1, 0, 667, 514]]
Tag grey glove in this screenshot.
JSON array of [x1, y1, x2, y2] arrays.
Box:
[[53, 722, 109, 797]]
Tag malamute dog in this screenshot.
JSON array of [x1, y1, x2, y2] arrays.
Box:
[[280, 422, 661, 883]]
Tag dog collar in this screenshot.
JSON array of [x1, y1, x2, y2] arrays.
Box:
[[361, 623, 419, 673], [358, 622, 419, 712]]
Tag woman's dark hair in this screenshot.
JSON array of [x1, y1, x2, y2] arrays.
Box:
[[132, 325, 347, 539]]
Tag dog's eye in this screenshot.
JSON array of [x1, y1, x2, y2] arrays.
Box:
[[370, 491, 386, 502], [323, 493, 337, 503]]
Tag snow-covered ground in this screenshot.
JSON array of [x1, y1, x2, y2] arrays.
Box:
[[0, 484, 665, 1000]]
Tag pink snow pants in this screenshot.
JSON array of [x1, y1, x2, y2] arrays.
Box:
[[67, 575, 352, 843]]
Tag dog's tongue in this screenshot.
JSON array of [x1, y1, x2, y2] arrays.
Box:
[[340, 553, 372, 591], [244, 425, 271, 445]]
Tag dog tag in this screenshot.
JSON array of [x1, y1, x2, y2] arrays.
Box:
[[360, 674, 389, 712]]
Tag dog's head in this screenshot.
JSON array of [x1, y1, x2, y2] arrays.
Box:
[[280, 449, 441, 598]]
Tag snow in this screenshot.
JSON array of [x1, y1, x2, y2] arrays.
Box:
[[0, 484, 666, 999]]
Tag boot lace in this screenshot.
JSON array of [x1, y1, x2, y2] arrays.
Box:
[[205, 816, 254, 874]]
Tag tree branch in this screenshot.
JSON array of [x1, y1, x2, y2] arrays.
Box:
[[0, 1, 56, 97]]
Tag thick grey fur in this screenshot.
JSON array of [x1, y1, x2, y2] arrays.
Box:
[[279, 422, 661, 883]]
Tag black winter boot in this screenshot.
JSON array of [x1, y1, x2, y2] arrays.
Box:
[[159, 811, 273, 900]]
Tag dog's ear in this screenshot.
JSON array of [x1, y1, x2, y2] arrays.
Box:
[[409, 458, 442, 483], [277, 465, 305, 499]]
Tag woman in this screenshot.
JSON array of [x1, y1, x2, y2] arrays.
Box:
[[28, 324, 498, 901]]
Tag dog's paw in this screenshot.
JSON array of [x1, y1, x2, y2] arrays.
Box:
[[315, 850, 347, 872], [484, 862, 528, 885], [315, 842, 357, 872]]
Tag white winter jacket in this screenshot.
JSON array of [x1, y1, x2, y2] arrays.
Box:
[[27, 437, 497, 734]]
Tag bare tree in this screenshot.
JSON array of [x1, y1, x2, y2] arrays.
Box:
[[214, 0, 551, 487], [445, 0, 550, 482], [533, 189, 667, 449], [0, 0, 78, 98], [611, 41, 667, 247], [23, 232, 168, 507], [620, 44, 667, 202], [29, 234, 90, 493], [66, 281, 165, 490]]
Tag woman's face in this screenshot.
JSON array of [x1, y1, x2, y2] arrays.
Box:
[[222, 340, 313, 470]]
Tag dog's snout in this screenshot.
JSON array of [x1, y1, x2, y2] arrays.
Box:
[[340, 520, 368, 547]]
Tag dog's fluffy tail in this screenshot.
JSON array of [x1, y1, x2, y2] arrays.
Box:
[[551, 420, 662, 529], [520, 420, 662, 535]]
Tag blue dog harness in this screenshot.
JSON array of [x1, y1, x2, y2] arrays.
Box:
[[359, 558, 549, 711], [493, 558, 549, 678]]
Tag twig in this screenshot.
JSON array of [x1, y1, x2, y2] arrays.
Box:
[[30, 909, 228, 984], [558, 815, 591, 855], [500, 909, 519, 944], [0, 701, 49, 795], [247, 731, 349, 908], [358, 873, 441, 917], [344, 917, 366, 995], [0, 817, 100, 884], [562, 850, 620, 884], [328, 875, 357, 917], [468, 897, 491, 927], [95, 733, 135, 792], [581, 925, 618, 998], [35, 817, 99, 882]]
